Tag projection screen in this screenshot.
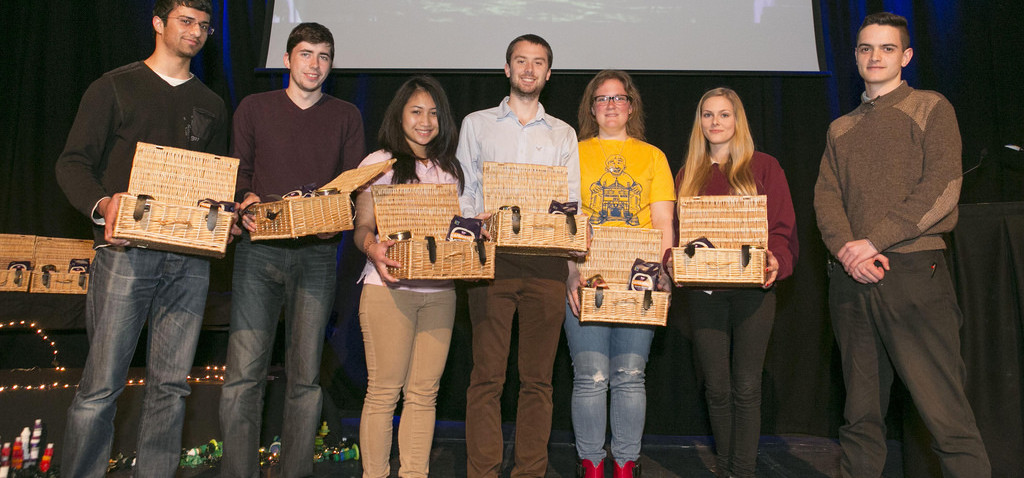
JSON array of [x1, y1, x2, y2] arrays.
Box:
[[261, 0, 823, 73]]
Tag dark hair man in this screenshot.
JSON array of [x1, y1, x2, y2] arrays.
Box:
[[54, 0, 228, 476], [217, 22, 365, 478], [456, 33, 581, 477], [814, 11, 992, 478]]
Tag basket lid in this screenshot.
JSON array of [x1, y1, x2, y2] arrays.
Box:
[[322, 159, 396, 193], [32, 237, 95, 272], [482, 162, 568, 213], [127, 142, 239, 205], [577, 226, 663, 287], [677, 195, 767, 249], [372, 183, 461, 238]]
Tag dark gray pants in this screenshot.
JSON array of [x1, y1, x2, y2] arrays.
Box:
[[829, 249, 990, 478]]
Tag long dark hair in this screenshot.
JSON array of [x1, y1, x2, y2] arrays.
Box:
[[378, 76, 464, 191]]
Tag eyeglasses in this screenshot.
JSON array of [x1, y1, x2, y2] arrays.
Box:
[[593, 95, 631, 105], [168, 15, 214, 35]]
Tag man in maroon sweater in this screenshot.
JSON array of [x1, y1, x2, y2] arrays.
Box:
[[218, 23, 365, 478]]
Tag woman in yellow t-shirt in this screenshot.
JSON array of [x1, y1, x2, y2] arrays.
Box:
[[565, 70, 675, 478]]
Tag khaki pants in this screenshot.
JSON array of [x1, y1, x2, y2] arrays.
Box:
[[359, 284, 456, 478]]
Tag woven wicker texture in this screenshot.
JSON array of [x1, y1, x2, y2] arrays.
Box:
[[579, 288, 670, 326], [578, 226, 662, 286], [673, 247, 766, 286], [576, 226, 669, 326], [126, 142, 238, 204], [674, 195, 768, 286], [677, 195, 767, 248], [372, 183, 494, 280], [372, 183, 460, 238], [30, 237, 95, 294], [482, 162, 568, 213], [114, 195, 234, 258], [113, 142, 239, 257], [249, 159, 395, 240], [0, 234, 36, 292]]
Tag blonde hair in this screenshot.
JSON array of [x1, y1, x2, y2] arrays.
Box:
[[677, 87, 757, 197], [576, 70, 646, 141]]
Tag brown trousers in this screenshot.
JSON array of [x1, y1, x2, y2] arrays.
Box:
[[464, 255, 567, 478]]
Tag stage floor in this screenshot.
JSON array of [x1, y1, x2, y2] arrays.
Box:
[[108, 423, 904, 477]]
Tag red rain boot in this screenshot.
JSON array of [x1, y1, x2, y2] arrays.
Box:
[[614, 460, 641, 478], [576, 458, 605, 478]]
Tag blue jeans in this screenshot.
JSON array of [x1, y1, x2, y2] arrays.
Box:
[[219, 235, 338, 478], [563, 302, 655, 465], [61, 247, 209, 478]]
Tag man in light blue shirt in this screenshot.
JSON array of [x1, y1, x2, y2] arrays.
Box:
[[456, 33, 580, 478]]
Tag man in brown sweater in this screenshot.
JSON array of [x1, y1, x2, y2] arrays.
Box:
[[814, 12, 991, 478]]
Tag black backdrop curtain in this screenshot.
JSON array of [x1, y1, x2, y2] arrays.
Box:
[[1, 0, 1022, 472]]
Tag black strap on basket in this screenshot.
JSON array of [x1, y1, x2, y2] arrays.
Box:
[[594, 287, 604, 309], [426, 236, 437, 264], [133, 194, 153, 221], [12, 269, 23, 286], [566, 213, 577, 235], [476, 239, 487, 265], [205, 204, 220, 232], [741, 245, 751, 268], [41, 264, 57, 288], [79, 273, 87, 288], [643, 290, 653, 311]]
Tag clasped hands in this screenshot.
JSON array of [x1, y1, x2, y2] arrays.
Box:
[[838, 238, 889, 284]]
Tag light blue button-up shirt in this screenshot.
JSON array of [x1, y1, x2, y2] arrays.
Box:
[[456, 97, 581, 217]]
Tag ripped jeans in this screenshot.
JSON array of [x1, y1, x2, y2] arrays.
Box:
[[564, 302, 655, 465]]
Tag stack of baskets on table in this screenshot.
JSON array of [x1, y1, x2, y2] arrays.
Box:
[[372, 183, 494, 280], [577, 226, 670, 326], [247, 159, 395, 240], [482, 162, 589, 255], [672, 195, 768, 287], [112, 142, 239, 258], [0, 234, 37, 292], [0, 234, 96, 294]]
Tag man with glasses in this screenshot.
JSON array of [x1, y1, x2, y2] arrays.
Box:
[[54, 1, 227, 476], [218, 22, 365, 478], [456, 33, 580, 477]]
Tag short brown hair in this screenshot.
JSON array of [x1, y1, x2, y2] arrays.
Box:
[[287, 23, 335, 60], [505, 34, 553, 67], [859, 12, 910, 50]]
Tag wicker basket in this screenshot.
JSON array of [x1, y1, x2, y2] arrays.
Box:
[[577, 226, 669, 326], [112, 142, 239, 258], [29, 237, 96, 294], [673, 195, 767, 287], [248, 159, 395, 240], [482, 162, 588, 255], [372, 183, 494, 280], [0, 234, 36, 292]]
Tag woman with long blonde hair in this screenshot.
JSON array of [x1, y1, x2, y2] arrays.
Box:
[[675, 87, 798, 478]]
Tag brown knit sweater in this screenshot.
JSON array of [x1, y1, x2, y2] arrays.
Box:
[[814, 82, 961, 256]]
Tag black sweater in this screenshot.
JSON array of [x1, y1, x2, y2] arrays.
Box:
[[55, 61, 229, 245]]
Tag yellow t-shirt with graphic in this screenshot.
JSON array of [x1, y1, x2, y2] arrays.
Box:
[[579, 137, 675, 228]]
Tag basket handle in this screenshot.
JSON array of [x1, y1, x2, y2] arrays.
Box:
[[133, 194, 153, 221]]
